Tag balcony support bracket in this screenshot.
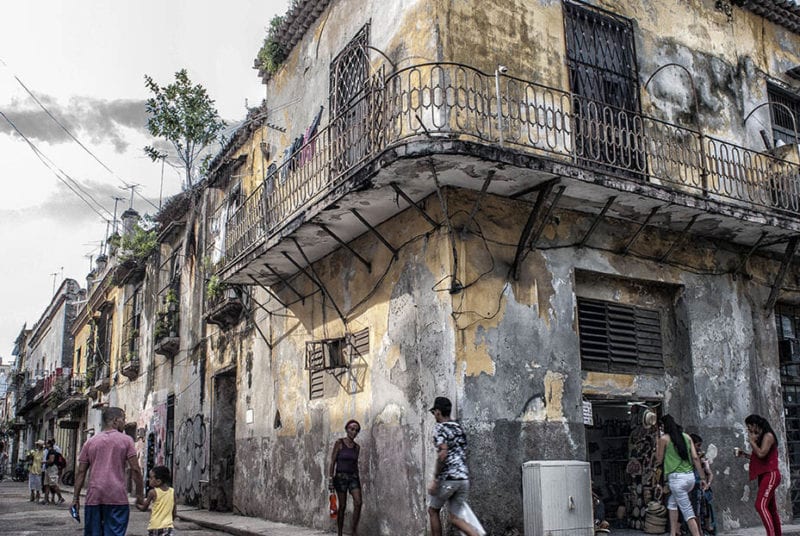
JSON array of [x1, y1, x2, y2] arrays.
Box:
[[580, 196, 616, 248], [510, 181, 556, 281], [733, 231, 768, 279], [766, 236, 799, 311], [659, 214, 699, 264], [390, 183, 438, 229], [286, 240, 348, 327], [262, 264, 305, 302], [463, 170, 495, 233], [529, 185, 566, 251], [247, 275, 287, 309], [317, 224, 372, 272], [622, 205, 661, 255], [351, 209, 397, 258]]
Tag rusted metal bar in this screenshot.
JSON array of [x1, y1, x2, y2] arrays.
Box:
[[659, 214, 699, 263], [529, 185, 566, 251], [389, 182, 438, 228], [261, 264, 304, 301], [732, 231, 768, 278], [511, 181, 555, 281], [291, 239, 348, 325], [579, 196, 616, 248], [350, 208, 397, 257], [463, 171, 495, 233], [766, 237, 799, 311], [247, 274, 287, 309], [621, 206, 660, 255], [317, 223, 372, 272]]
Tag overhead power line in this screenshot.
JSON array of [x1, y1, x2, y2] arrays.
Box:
[[0, 109, 114, 222], [1, 58, 160, 212]]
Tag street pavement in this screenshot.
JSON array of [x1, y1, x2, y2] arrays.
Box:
[[0, 478, 228, 535]]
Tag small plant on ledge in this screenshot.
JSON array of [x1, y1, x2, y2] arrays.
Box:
[[206, 274, 225, 301]]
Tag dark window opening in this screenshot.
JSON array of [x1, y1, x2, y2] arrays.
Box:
[[775, 303, 800, 516], [577, 297, 663, 374], [306, 329, 369, 399], [768, 84, 800, 147]]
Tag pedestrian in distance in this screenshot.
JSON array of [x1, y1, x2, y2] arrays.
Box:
[[27, 440, 44, 503], [44, 446, 66, 505], [735, 414, 782, 536], [328, 419, 362, 536], [689, 433, 715, 534], [427, 396, 482, 536], [73, 406, 144, 536], [136, 465, 176, 536], [655, 414, 708, 536]]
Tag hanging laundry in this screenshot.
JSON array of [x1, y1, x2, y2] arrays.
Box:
[[301, 105, 325, 166]]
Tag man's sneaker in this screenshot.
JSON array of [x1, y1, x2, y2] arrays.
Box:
[[57, 497, 65, 505], [39, 500, 48, 505]]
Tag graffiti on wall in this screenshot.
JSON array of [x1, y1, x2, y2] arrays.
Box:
[[174, 414, 206, 505]]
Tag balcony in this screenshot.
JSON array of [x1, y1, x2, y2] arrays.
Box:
[[204, 285, 244, 329], [55, 374, 88, 414], [218, 62, 800, 284]]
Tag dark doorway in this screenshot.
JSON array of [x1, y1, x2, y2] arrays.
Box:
[[775, 304, 800, 517], [208, 369, 236, 511]]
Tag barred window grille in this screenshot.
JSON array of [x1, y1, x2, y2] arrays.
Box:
[[563, 1, 644, 174], [768, 84, 800, 147], [307, 329, 369, 399], [577, 297, 663, 373]]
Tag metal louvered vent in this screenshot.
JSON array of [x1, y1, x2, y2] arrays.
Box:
[[577, 297, 663, 373]]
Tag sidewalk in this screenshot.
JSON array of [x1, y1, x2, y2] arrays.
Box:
[[176, 505, 800, 536]]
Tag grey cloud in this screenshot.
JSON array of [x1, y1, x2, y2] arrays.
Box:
[[0, 95, 149, 153], [0, 180, 159, 227]]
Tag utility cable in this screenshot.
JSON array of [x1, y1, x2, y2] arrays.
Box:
[[0, 109, 113, 222]]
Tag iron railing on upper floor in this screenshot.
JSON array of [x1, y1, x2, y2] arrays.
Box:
[[222, 62, 800, 269]]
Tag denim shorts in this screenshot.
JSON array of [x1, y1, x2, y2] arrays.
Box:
[[427, 479, 469, 511], [333, 472, 360, 492]]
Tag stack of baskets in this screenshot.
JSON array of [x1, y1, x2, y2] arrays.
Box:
[[643, 501, 668, 534]]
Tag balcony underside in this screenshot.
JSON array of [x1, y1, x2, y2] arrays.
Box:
[[219, 138, 800, 286]]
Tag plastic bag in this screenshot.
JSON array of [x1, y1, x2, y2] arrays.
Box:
[[452, 502, 486, 536]]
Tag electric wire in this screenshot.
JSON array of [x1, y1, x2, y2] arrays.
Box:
[[0, 109, 113, 222]]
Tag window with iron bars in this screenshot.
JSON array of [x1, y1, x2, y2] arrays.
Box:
[[307, 329, 369, 399], [122, 286, 143, 362], [768, 84, 800, 147], [577, 297, 663, 374]]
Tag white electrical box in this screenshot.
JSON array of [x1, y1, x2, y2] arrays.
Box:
[[522, 460, 593, 536]]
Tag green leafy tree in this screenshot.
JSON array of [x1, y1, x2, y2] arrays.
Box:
[[144, 69, 227, 188]]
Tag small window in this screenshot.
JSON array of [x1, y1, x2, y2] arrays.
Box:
[[577, 297, 663, 374], [306, 329, 369, 399], [768, 84, 800, 147]]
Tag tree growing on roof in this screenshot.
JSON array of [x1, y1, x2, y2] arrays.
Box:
[[144, 69, 227, 188]]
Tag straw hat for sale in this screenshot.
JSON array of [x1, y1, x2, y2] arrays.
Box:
[[642, 409, 657, 428]]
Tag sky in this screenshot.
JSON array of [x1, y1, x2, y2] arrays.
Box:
[[0, 0, 291, 362]]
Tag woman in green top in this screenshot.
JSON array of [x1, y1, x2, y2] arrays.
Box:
[[655, 415, 708, 536]]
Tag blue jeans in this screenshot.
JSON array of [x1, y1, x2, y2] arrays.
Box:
[[83, 504, 130, 536]]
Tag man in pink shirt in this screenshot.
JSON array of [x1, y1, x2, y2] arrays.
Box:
[[72, 407, 144, 535]]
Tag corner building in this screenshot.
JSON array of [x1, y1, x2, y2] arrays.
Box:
[[201, 0, 800, 533]]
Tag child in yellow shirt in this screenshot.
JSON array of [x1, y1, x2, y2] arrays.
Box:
[[136, 465, 176, 536]]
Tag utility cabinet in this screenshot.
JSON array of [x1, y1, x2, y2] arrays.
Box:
[[522, 460, 593, 536]]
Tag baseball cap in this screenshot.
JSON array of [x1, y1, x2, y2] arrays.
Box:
[[429, 396, 452, 413]]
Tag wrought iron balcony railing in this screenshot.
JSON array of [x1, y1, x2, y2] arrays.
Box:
[[222, 62, 800, 269]]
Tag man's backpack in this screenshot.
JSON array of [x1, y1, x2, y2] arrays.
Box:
[[53, 452, 66, 470]]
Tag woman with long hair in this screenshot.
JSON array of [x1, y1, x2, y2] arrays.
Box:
[[328, 419, 362, 536], [655, 415, 707, 536], [735, 414, 781, 536]]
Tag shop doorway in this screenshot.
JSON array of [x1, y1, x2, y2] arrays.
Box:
[[584, 398, 661, 533]]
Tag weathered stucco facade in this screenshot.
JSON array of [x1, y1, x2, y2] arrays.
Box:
[[202, 0, 800, 533]]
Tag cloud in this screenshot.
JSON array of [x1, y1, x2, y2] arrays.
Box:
[[0, 179, 160, 226], [0, 94, 149, 153]]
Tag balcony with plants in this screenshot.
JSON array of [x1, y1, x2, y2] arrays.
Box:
[[217, 62, 800, 285], [204, 274, 244, 329]]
